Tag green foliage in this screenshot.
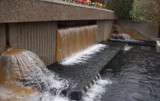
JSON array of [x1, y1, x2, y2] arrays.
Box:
[[129, 0, 143, 22], [106, 0, 134, 20], [135, 0, 160, 24]]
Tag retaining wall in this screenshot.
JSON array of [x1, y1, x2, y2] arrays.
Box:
[[117, 20, 159, 41], [0, 0, 115, 65]]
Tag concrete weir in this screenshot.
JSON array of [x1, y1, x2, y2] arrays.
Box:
[[0, 0, 115, 65], [48, 41, 126, 100]]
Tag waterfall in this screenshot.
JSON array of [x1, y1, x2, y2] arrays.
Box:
[[111, 24, 141, 42], [0, 24, 111, 101], [56, 25, 97, 61], [0, 48, 113, 101], [60, 44, 106, 65]]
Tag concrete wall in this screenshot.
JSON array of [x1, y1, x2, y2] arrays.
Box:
[[0, 0, 116, 23], [0, 0, 116, 65], [117, 20, 159, 41], [97, 20, 113, 42], [0, 24, 6, 53], [9, 22, 57, 65]]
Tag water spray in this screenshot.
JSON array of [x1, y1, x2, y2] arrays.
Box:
[[0, 24, 46, 101]]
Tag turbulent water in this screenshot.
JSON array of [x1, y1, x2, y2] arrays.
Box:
[[0, 47, 111, 101], [123, 44, 133, 51], [0, 64, 69, 101], [60, 44, 106, 65], [24, 69, 69, 101], [101, 45, 160, 101], [110, 33, 142, 42], [1, 44, 159, 101], [0, 49, 69, 101], [82, 78, 112, 101]]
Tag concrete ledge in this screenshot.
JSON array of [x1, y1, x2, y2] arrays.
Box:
[[0, 0, 116, 23], [156, 39, 160, 53], [41, 0, 113, 12]]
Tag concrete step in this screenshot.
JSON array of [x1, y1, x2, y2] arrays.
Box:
[[48, 41, 126, 101]]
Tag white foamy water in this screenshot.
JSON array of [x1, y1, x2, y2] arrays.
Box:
[[26, 92, 69, 101], [0, 67, 69, 101], [0, 48, 113, 101], [60, 44, 107, 65], [0, 85, 15, 100], [0, 49, 70, 101], [111, 33, 143, 42], [82, 78, 112, 101], [22, 69, 70, 101], [123, 44, 133, 51], [0, 49, 46, 80], [0, 84, 39, 101]]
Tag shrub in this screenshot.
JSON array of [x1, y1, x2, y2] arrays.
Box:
[[106, 0, 134, 20], [134, 0, 160, 24], [129, 0, 143, 22]]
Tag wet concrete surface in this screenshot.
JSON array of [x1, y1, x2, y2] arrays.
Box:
[[48, 41, 126, 100]]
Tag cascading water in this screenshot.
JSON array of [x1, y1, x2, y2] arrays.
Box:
[[24, 69, 69, 101], [0, 24, 113, 101], [0, 48, 69, 101], [111, 24, 141, 42], [111, 33, 140, 41], [56, 25, 97, 61], [60, 44, 106, 65], [123, 44, 133, 51], [0, 48, 113, 101], [82, 74, 112, 101]]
